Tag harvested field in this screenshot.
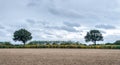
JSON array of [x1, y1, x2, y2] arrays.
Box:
[[0, 49, 120, 65]]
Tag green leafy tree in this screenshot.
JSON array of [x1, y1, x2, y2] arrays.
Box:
[[13, 29, 32, 45], [84, 30, 103, 45]]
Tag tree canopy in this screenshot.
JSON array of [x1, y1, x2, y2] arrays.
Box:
[[114, 40, 120, 45], [84, 30, 103, 45], [13, 29, 32, 45]]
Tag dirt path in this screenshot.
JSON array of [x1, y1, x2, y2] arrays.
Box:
[[0, 49, 120, 65]]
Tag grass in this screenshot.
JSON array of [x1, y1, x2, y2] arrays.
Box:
[[0, 49, 120, 65]]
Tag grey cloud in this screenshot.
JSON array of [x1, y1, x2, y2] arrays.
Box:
[[0, 30, 6, 36], [44, 21, 80, 32], [26, 19, 36, 24], [63, 22, 80, 27], [26, 19, 49, 27], [104, 35, 120, 43], [47, 0, 118, 21], [100, 30, 107, 34], [44, 32, 53, 35], [6, 29, 14, 33], [95, 24, 116, 29], [104, 12, 120, 20], [27, 0, 40, 6], [8, 24, 28, 30], [48, 6, 85, 19], [45, 25, 61, 29], [55, 35, 63, 38], [27, 0, 45, 7], [0, 25, 5, 29], [27, 2, 37, 7], [45, 25, 77, 32], [61, 26, 77, 32]]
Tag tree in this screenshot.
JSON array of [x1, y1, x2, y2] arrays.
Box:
[[0, 42, 12, 46], [13, 29, 32, 45], [114, 40, 120, 45], [84, 30, 103, 45]]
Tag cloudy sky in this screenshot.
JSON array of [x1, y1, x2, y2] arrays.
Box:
[[0, 0, 120, 44]]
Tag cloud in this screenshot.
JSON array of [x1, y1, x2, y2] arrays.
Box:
[[27, 0, 39, 7], [27, 0, 46, 7], [46, 22, 80, 32], [95, 24, 116, 29], [10, 24, 28, 29], [61, 26, 77, 32], [104, 34, 120, 43], [100, 30, 107, 34], [0, 0, 120, 44], [6, 29, 15, 34], [0, 24, 5, 29], [45, 25, 78, 32], [0, 30, 6, 37], [63, 22, 80, 27], [48, 7, 85, 19], [26, 19, 36, 24], [47, 0, 85, 19]]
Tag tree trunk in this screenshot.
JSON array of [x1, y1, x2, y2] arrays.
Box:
[[23, 41, 26, 47], [24, 43, 25, 46], [93, 41, 96, 45]]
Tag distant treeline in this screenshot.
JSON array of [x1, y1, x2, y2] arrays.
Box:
[[0, 40, 120, 49], [0, 40, 120, 46], [28, 41, 85, 45]]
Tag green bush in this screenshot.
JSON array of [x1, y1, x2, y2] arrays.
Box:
[[0, 44, 120, 49]]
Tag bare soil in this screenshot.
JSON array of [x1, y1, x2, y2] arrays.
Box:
[[0, 49, 120, 65]]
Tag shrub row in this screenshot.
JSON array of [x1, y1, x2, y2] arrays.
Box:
[[0, 45, 120, 49]]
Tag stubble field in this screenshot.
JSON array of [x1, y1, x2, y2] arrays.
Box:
[[0, 49, 120, 65]]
